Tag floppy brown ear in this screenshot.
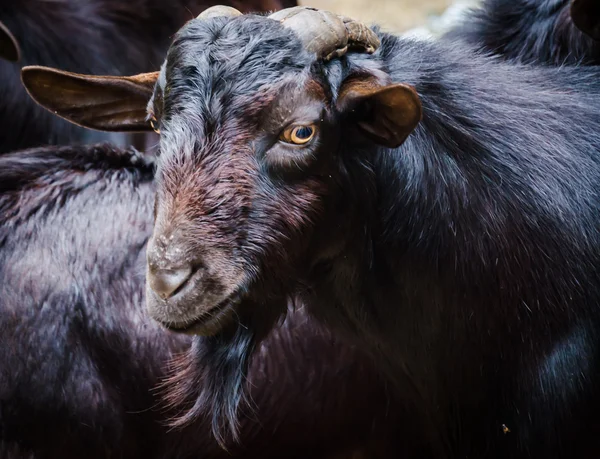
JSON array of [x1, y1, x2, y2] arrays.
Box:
[[21, 66, 158, 132], [0, 21, 20, 62], [337, 76, 422, 149], [571, 0, 600, 41]]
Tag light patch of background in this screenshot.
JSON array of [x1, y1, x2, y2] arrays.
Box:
[[298, 0, 482, 36]]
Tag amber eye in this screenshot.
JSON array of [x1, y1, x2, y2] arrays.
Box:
[[281, 124, 316, 145], [149, 116, 160, 134]]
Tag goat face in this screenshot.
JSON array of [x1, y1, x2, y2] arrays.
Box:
[[20, 8, 422, 336], [142, 17, 346, 334]]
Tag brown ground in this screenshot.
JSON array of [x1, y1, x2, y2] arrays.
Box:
[[298, 0, 453, 33]]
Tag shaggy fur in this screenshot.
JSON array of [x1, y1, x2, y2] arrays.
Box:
[[444, 0, 600, 64], [0, 144, 402, 458], [0, 0, 296, 153], [140, 14, 600, 459]]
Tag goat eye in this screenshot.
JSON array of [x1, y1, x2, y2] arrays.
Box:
[[149, 116, 161, 134], [281, 124, 316, 145]]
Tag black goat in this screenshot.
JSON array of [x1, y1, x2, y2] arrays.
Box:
[[0, 143, 404, 459], [0, 0, 296, 154], [22, 5, 600, 458], [444, 0, 600, 64]]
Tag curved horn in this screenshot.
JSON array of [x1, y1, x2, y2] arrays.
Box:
[[197, 5, 242, 20], [268, 7, 380, 61]]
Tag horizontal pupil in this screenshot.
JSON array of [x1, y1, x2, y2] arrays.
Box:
[[294, 127, 313, 139]]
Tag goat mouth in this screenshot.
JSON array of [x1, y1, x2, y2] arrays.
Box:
[[163, 293, 242, 336]]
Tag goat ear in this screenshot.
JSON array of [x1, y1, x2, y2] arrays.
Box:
[[0, 21, 20, 62], [21, 66, 158, 132], [337, 77, 422, 149], [571, 0, 600, 41]]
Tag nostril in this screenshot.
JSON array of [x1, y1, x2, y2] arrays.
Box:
[[148, 266, 193, 300]]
